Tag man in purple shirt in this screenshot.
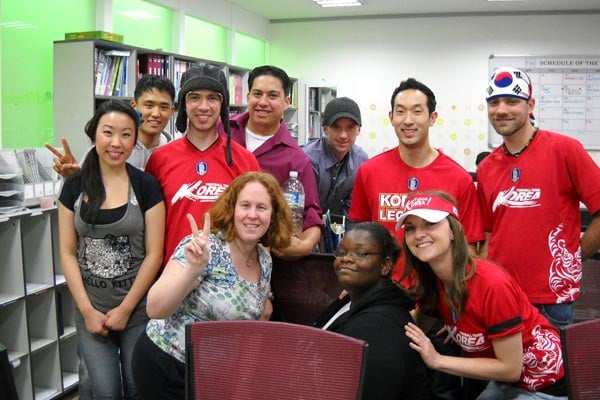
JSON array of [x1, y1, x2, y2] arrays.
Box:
[[223, 65, 322, 258]]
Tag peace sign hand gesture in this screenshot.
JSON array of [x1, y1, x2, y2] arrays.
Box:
[[183, 213, 211, 277], [44, 137, 80, 177]]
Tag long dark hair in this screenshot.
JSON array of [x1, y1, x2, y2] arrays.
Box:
[[80, 100, 139, 223], [401, 191, 475, 316]]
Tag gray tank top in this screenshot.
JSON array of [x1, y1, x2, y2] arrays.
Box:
[[73, 183, 148, 327]]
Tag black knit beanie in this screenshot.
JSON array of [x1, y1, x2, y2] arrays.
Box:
[[176, 63, 232, 165]]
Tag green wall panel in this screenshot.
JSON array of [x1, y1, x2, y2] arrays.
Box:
[[235, 32, 265, 69], [184, 16, 227, 63], [1, 0, 95, 148], [113, 0, 173, 52]]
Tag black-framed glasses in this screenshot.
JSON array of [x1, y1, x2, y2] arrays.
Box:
[[334, 250, 383, 260]]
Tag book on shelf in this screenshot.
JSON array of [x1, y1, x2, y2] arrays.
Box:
[[173, 59, 194, 98], [98, 55, 113, 95], [113, 56, 127, 96], [120, 57, 128, 97], [94, 49, 130, 96], [227, 72, 244, 105], [108, 56, 122, 96], [228, 74, 236, 104]]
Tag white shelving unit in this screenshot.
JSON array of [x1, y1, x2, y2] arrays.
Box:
[[0, 208, 77, 399], [54, 39, 301, 156], [302, 81, 337, 145]]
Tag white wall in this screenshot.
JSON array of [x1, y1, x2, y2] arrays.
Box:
[[269, 13, 600, 170]]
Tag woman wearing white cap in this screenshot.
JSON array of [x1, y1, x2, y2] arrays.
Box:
[[399, 191, 567, 399]]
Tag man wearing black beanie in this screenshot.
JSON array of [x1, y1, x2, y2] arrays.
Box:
[[146, 63, 260, 266]]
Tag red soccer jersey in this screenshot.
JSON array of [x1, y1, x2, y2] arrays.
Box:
[[145, 136, 260, 266], [349, 148, 484, 283], [436, 259, 564, 392], [477, 130, 600, 304]]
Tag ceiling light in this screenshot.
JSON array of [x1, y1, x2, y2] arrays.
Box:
[[313, 0, 365, 8]]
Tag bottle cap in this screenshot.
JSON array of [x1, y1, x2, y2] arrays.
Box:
[[289, 171, 298, 179]]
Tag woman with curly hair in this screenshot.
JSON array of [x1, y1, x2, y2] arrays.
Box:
[[132, 171, 291, 399]]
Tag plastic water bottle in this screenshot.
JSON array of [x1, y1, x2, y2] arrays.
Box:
[[283, 171, 305, 236]]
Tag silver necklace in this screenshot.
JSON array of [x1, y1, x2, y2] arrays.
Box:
[[232, 239, 255, 267]]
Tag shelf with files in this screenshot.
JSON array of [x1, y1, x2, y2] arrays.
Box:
[[136, 48, 171, 80]]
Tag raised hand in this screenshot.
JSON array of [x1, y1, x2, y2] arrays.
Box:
[[405, 322, 442, 369], [183, 213, 211, 276], [45, 137, 80, 177]]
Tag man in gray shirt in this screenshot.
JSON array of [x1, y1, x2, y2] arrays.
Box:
[[302, 96, 368, 222]]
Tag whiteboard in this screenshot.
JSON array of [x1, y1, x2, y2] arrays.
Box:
[[488, 55, 600, 149]]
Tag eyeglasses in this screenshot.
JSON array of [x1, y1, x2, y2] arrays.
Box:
[[185, 91, 223, 105], [333, 250, 383, 260]]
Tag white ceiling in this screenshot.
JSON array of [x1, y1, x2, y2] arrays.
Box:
[[225, 0, 600, 21]]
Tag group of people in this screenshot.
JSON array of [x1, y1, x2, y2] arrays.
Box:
[[47, 63, 600, 400]]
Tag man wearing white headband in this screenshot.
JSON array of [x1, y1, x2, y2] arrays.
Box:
[[478, 66, 600, 327]]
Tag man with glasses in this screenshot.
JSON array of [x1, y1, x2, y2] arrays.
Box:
[[145, 63, 260, 264]]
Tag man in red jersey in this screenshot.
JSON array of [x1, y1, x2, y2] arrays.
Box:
[[146, 64, 260, 265], [477, 66, 600, 327]]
